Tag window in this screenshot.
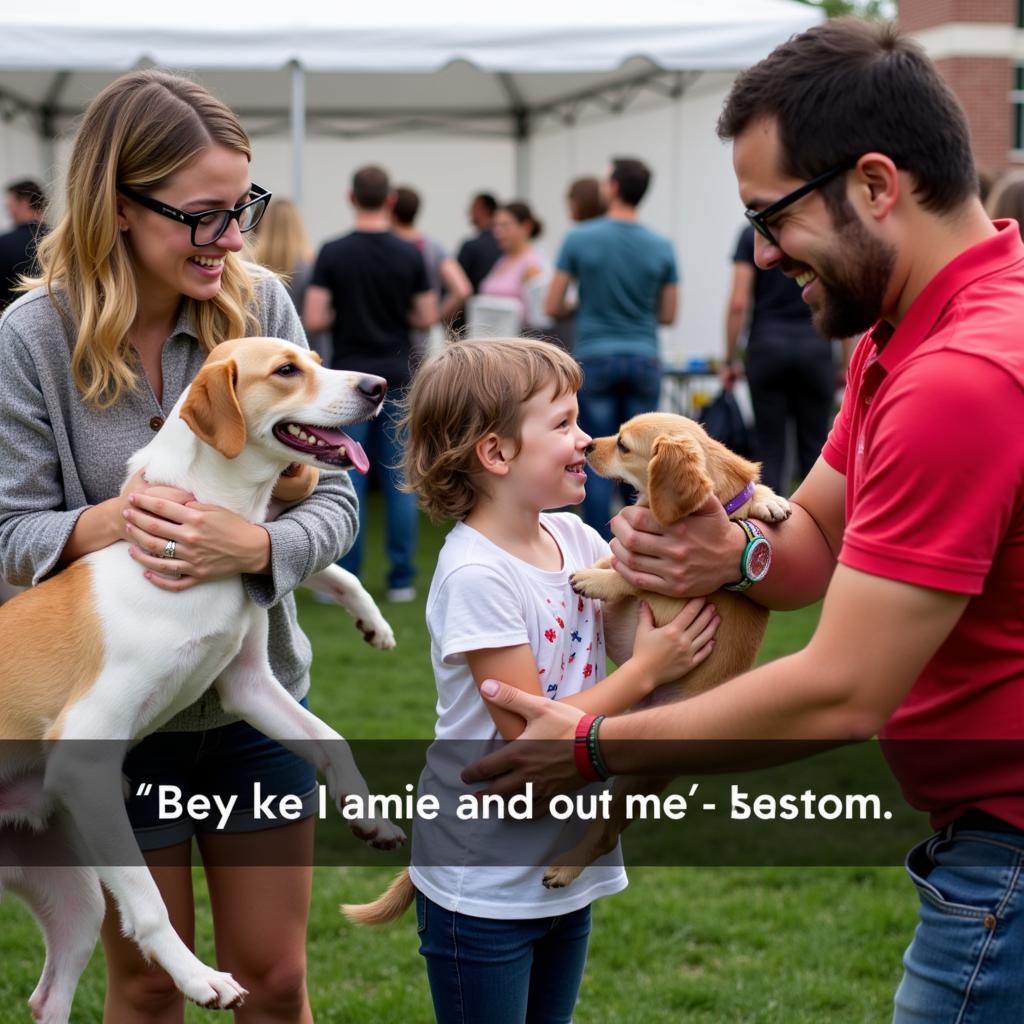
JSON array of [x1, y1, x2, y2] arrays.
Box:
[[1013, 66, 1024, 151]]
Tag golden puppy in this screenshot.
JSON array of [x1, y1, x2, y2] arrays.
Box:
[[543, 411, 790, 887]]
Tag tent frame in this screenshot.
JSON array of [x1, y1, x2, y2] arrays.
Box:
[[0, 64, 705, 200]]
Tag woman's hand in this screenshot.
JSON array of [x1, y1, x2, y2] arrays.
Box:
[[122, 483, 270, 591], [629, 599, 720, 689]]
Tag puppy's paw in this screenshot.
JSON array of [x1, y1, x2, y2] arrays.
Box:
[[542, 864, 583, 889], [749, 486, 791, 523], [569, 567, 622, 600]]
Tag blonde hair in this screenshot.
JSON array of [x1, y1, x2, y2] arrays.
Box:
[[986, 172, 1024, 239], [252, 197, 312, 281], [401, 338, 582, 522], [28, 69, 260, 408]]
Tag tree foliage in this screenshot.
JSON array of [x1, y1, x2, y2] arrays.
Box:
[[794, 0, 896, 18]]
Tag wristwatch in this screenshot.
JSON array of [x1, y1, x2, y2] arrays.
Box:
[[723, 519, 771, 592]]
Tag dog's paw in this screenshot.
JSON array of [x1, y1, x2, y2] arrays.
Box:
[[542, 864, 583, 889], [355, 617, 396, 650], [569, 568, 613, 599], [750, 492, 791, 523], [184, 968, 247, 1010], [351, 817, 407, 850]]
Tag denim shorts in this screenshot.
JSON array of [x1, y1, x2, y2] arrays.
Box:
[[893, 823, 1024, 1022], [123, 697, 318, 851]]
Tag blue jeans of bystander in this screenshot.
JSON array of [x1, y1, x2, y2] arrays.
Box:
[[338, 393, 417, 591], [577, 353, 661, 539]]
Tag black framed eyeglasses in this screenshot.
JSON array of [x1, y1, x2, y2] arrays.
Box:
[[116, 182, 272, 247], [745, 158, 857, 247]]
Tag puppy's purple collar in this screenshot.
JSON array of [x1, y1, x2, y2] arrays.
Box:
[[722, 481, 755, 515]]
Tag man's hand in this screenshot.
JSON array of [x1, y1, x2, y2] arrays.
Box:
[[608, 498, 743, 598], [461, 680, 588, 807]]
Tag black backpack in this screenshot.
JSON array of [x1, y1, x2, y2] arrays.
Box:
[[701, 390, 755, 460]]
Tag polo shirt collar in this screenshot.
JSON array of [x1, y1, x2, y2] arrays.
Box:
[[870, 219, 1024, 374]]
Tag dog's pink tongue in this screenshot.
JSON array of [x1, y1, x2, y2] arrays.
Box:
[[306, 426, 370, 475]]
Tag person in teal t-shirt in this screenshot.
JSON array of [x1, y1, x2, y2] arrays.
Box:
[[545, 157, 679, 538]]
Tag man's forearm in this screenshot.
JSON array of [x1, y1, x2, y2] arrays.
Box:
[[599, 649, 864, 775]]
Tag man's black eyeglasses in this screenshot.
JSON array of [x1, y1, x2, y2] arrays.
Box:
[[117, 183, 272, 247], [745, 158, 857, 248]]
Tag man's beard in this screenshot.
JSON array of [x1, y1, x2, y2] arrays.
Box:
[[808, 214, 896, 339]]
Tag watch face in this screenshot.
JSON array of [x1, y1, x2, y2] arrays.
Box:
[[745, 537, 772, 581]]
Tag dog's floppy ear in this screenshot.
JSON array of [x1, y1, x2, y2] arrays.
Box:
[[180, 359, 246, 459], [648, 435, 714, 525]]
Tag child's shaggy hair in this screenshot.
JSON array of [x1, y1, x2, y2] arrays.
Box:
[[401, 338, 582, 522]]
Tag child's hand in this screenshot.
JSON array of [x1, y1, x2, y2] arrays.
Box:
[[631, 599, 719, 688]]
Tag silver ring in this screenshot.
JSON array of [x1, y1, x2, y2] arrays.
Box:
[[162, 539, 176, 559]]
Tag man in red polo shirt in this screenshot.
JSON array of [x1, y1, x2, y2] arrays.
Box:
[[461, 18, 1024, 1022]]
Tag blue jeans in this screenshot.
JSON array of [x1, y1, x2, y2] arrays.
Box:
[[577, 352, 661, 539], [416, 892, 592, 1024], [338, 393, 417, 590], [893, 825, 1024, 1022]]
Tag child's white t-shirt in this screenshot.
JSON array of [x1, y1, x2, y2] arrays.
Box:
[[409, 512, 628, 919]]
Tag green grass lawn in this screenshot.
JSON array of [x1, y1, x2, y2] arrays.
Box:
[[0, 499, 917, 1022]]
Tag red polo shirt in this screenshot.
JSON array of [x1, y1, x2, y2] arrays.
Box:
[[823, 220, 1024, 829]]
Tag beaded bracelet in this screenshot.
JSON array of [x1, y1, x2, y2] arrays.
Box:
[[587, 714, 611, 781], [574, 714, 601, 782]]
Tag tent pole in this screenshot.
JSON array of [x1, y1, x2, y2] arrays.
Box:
[[514, 112, 530, 198], [290, 60, 305, 205]]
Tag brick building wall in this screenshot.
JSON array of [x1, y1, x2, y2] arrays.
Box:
[[901, 0, 1012, 33], [901, 0, 1018, 175]]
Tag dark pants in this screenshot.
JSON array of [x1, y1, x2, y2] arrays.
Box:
[[577, 352, 662, 539], [417, 892, 592, 1024], [745, 330, 834, 494]]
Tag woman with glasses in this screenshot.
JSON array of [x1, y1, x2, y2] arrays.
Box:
[[0, 69, 353, 1022]]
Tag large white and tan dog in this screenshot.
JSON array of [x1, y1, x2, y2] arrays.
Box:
[[0, 337, 404, 1023]]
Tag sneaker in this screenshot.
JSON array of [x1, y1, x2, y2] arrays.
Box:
[[386, 586, 417, 603]]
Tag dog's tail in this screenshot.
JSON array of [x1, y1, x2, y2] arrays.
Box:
[[341, 868, 416, 926]]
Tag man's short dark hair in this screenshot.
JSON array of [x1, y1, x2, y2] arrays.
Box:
[[351, 165, 390, 210], [717, 18, 977, 215], [610, 158, 651, 207], [393, 186, 420, 226], [6, 179, 45, 212], [473, 193, 498, 216]]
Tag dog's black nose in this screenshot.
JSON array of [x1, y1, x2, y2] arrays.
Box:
[[584, 443, 595, 455], [359, 376, 388, 403]]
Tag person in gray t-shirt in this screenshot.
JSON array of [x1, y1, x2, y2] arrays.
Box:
[[0, 69, 356, 1018]]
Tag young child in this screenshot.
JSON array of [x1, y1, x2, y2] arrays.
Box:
[[348, 338, 719, 1023]]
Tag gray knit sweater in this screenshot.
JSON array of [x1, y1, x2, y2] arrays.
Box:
[[0, 267, 358, 730]]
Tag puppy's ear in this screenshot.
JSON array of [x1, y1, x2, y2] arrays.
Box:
[[180, 359, 246, 459], [648, 435, 714, 525]]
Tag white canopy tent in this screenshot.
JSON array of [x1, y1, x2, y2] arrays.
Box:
[[0, 0, 821, 359]]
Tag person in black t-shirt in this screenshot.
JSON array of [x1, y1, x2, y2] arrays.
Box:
[[721, 223, 836, 494], [0, 179, 46, 312], [456, 192, 502, 293], [305, 165, 436, 601]]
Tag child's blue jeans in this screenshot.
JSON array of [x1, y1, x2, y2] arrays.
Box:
[[416, 891, 592, 1024], [893, 822, 1024, 1022]]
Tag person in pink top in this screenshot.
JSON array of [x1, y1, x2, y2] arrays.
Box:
[[478, 201, 551, 333]]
